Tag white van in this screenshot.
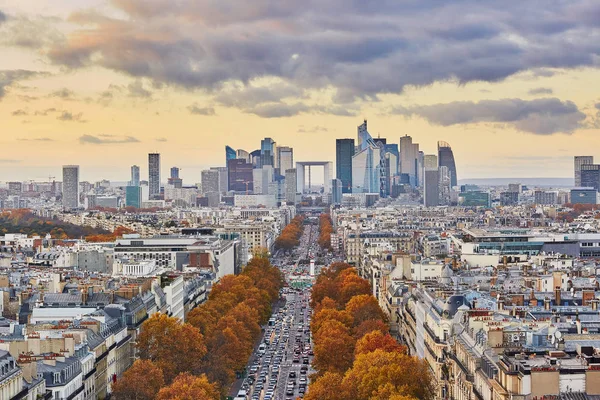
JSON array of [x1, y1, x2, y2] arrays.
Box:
[[258, 343, 266, 354]]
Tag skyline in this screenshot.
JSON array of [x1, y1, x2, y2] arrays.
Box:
[[2, 1, 600, 181]]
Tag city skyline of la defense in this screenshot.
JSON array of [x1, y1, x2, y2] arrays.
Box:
[[2, 1, 600, 182]]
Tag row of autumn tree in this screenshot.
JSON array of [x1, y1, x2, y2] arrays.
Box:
[[306, 263, 435, 400], [318, 213, 333, 250], [0, 209, 110, 238], [274, 215, 304, 251], [112, 253, 284, 400]]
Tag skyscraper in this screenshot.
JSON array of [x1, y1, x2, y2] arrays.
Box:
[[125, 186, 142, 208], [581, 164, 600, 190], [130, 165, 140, 186], [575, 156, 594, 187], [148, 153, 161, 199], [227, 158, 253, 193], [62, 165, 80, 210], [336, 139, 355, 193], [201, 169, 220, 195], [170, 167, 180, 179], [400, 135, 418, 186], [285, 168, 297, 204], [332, 179, 343, 204], [210, 167, 229, 193], [352, 121, 382, 194], [168, 166, 182, 188], [438, 141, 458, 188], [225, 145, 237, 165], [423, 155, 439, 207], [276, 146, 294, 174], [260, 138, 276, 167]]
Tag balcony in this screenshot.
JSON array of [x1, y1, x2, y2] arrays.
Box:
[[448, 351, 474, 383]]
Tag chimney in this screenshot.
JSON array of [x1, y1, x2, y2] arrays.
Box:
[[555, 287, 561, 306], [591, 299, 599, 311], [544, 297, 551, 311], [498, 297, 504, 311]]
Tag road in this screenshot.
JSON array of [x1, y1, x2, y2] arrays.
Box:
[[232, 222, 321, 400]]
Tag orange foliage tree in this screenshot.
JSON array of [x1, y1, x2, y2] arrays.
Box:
[[274, 215, 304, 251], [86, 225, 135, 242], [309, 261, 433, 397], [111, 359, 164, 400], [186, 253, 284, 392], [318, 213, 333, 250], [136, 313, 207, 383], [156, 373, 219, 400]]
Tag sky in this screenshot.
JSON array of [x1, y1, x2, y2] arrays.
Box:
[[1, 0, 600, 183]]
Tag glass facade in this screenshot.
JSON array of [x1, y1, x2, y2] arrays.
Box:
[[438, 141, 458, 188], [125, 186, 141, 208], [225, 145, 236, 165], [336, 138, 355, 193]]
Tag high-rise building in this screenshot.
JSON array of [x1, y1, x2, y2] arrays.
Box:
[[168, 166, 183, 188], [574, 156, 594, 187], [237, 149, 250, 162], [130, 165, 140, 187], [285, 168, 297, 204], [210, 167, 229, 193], [400, 135, 419, 186], [148, 153, 161, 199], [276, 146, 294, 174], [570, 188, 597, 205], [261, 138, 276, 167], [352, 120, 382, 194], [438, 141, 458, 188], [201, 169, 220, 195], [170, 167, 180, 179], [332, 179, 343, 204], [508, 183, 522, 193], [62, 165, 80, 210], [227, 158, 253, 193], [336, 139, 355, 193], [534, 190, 558, 205], [580, 164, 600, 191], [225, 145, 237, 165], [439, 166, 451, 205], [423, 155, 439, 207], [125, 185, 142, 208]]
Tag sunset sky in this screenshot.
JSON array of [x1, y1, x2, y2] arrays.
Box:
[[1, 0, 600, 183]]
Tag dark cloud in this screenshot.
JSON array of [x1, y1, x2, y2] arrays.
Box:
[[528, 87, 554, 95], [596, 102, 600, 110], [42, 0, 600, 106], [11, 109, 28, 116], [0, 10, 6, 24], [0, 70, 46, 99], [57, 111, 85, 122], [187, 104, 216, 115], [79, 134, 140, 144], [244, 103, 311, 118], [127, 80, 152, 98], [392, 98, 586, 135], [50, 88, 75, 99]]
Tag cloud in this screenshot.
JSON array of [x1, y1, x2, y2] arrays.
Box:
[[49, 88, 75, 99], [57, 111, 85, 122], [42, 0, 600, 104], [34, 108, 58, 116], [0, 69, 46, 100], [17, 137, 54, 142], [244, 102, 312, 118], [0, 10, 6, 24], [127, 80, 152, 98], [187, 104, 216, 115], [11, 109, 28, 116], [391, 98, 586, 135], [0, 159, 21, 164], [0, 14, 64, 49], [156, 137, 167, 142], [79, 134, 140, 144], [528, 87, 553, 95], [297, 125, 329, 133]]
